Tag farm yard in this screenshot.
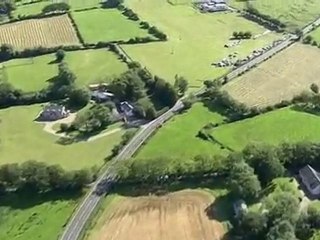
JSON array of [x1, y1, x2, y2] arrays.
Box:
[[210, 107, 320, 151], [3, 49, 127, 92], [0, 192, 80, 240], [137, 103, 229, 158], [72, 9, 150, 43], [0, 104, 125, 170], [122, 0, 280, 87], [224, 44, 320, 107], [85, 190, 226, 240], [0, 14, 80, 49]]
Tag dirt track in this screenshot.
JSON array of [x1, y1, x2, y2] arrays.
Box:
[[89, 190, 224, 240]]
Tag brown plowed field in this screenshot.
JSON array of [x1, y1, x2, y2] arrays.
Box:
[[0, 15, 80, 49], [224, 43, 320, 107], [89, 190, 224, 240]]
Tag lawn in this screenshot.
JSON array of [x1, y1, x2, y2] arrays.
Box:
[[122, 0, 280, 88], [72, 8, 150, 43], [0, 104, 124, 170], [210, 108, 320, 151], [0, 191, 81, 240], [4, 49, 127, 92], [247, 0, 320, 31], [137, 102, 229, 158]]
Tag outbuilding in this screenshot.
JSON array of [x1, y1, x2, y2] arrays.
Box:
[[299, 165, 320, 197]]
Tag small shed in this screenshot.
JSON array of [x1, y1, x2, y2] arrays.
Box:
[[120, 101, 134, 117], [233, 199, 247, 218]]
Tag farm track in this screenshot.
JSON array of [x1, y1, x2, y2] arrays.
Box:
[[0, 14, 80, 49]]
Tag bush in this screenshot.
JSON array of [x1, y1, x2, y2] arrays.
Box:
[[55, 49, 65, 62], [42, 2, 70, 13]]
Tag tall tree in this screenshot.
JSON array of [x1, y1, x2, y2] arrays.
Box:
[[228, 160, 261, 200], [242, 144, 285, 185], [174, 75, 188, 95], [266, 220, 297, 240]]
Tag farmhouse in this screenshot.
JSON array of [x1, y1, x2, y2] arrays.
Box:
[[120, 101, 135, 118], [38, 104, 69, 121], [299, 165, 320, 197]]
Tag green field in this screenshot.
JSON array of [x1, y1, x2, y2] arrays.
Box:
[[246, 0, 320, 30], [14, 0, 103, 16], [310, 27, 320, 42], [0, 192, 81, 240], [72, 8, 150, 43], [0, 104, 124, 170], [122, 0, 280, 88], [211, 108, 320, 151], [137, 102, 229, 158], [4, 49, 127, 92]]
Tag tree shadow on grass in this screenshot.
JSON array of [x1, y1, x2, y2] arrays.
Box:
[[0, 190, 83, 210], [205, 192, 234, 222], [290, 104, 320, 117]]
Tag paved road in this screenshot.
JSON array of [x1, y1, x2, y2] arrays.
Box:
[[60, 28, 306, 240]]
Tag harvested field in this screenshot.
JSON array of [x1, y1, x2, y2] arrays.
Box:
[[0, 15, 80, 49], [224, 43, 320, 107], [87, 190, 224, 240]]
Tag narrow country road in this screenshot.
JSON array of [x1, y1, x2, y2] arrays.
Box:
[[59, 16, 320, 238]]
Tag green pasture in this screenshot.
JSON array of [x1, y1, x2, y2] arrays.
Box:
[[0, 104, 124, 170], [4, 49, 127, 92], [247, 0, 320, 30], [0, 192, 81, 240], [310, 27, 320, 42], [137, 102, 229, 158], [72, 8, 150, 43], [211, 107, 320, 151], [14, 0, 103, 16], [122, 0, 280, 88]]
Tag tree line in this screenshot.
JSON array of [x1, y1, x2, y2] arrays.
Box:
[[114, 141, 320, 240], [0, 161, 96, 195]]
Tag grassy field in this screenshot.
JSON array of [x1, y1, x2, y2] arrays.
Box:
[[4, 49, 127, 92], [122, 0, 280, 88], [0, 192, 81, 240], [14, 0, 103, 16], [210, 107, 320, 151], [310, 27, 320, 42], [224, 44, 320, 107], [0, 104, 124, 170], [72, 8, 149, 43], [137, 102, 229, 158], [0, 14, 79, 50], [247, 0, 320, 31]]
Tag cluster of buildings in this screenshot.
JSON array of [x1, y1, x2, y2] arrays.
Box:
[[37, 83, 135, 122], [195, 0, 228, 12]]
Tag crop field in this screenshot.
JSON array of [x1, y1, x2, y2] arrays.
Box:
[[0, 14, 80, 49], [3, 49, 127, 92], [224, 44, 320, 107], [0, 192, 80, 240], [86, 190, 225, 240], [210, 107, 320, 151], [246, 0, 320, 30], [72, 9, 150, 43], [122, 0, 280, 88], [0, 104, 124, 170], [137, 103, 229, 158]]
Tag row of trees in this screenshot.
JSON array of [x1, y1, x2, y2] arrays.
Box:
[[0, 161, 95, 194], [107, 63, 180, 120], [232, 31, 253, 39]]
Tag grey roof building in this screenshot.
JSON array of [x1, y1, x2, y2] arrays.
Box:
[[38, 104, 69, 121], [299, 165, 320, 197]]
